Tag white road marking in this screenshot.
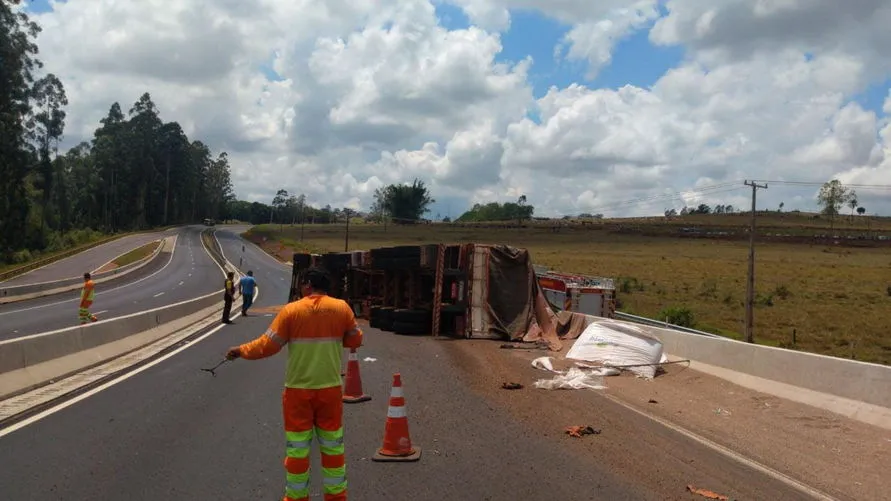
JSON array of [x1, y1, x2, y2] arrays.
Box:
[[153, 292, 165, 298], [0, 284, 259, 437], [600, 393, 836, 500], [0, 234, 181, 317], [94, 310, 109, 315]]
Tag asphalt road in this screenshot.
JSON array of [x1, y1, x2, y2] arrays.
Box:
[[1, 231, 174, 286], [0, 227, 818, 500], [0, 226, 222, 340]]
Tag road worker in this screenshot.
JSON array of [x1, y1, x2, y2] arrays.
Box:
[[79, 273, 98, 324], [222, 271, 236, 324], [225, 266, 363, 501], [239, 270, 256, 316]]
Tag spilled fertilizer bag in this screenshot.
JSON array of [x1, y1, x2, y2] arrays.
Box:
[[534, 367, 607, 391]]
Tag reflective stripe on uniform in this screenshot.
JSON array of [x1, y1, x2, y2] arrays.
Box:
[[285, 471, 310, 499], [315, 427, 344, 455], [265, 329, 288, 346], [287, 336, 342, 344], [316, 427, 347, 495], [286, 430, 312, 459]]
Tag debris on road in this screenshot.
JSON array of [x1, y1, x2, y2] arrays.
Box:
[[564, 425, 601, 438], [686, 484, 730, 500], [532, 356, 559, 372], [648, 399, 658, 404], [363, 357, 377, 362], [500, 342, 549, 351], [501, 382, 524, 390], [534, 367, 607, 390]]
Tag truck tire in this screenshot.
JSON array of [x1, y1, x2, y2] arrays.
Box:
[[377, 307, 396, 331], [392, 321, 429, 335], [393, 308, 431, 324]]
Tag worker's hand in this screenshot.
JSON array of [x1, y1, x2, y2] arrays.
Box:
[[226, 346, 242, 360]]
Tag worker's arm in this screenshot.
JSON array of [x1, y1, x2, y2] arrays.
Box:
[[228, 309, 291, 360], [341, 302, 364, 349]]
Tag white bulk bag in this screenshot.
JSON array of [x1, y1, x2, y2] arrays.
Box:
[[565, 321, 664, 379]]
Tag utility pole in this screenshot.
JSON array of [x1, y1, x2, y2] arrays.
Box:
[[344, 209, 351, 252], [300, 204, 306, 242], [744, 180, 768, 344]]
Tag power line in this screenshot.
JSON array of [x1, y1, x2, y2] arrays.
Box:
[[578, 184, 746, 215], [752, 180, 891, 191]]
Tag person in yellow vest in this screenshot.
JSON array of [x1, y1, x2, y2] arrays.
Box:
[[79, 273, 98, 324], [222, 271, 236, 324], [225, 267, 363, 501]]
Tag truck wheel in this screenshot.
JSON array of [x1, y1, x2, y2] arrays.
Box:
[[392, 321, 428, 335], [393, 308, 431, 324]]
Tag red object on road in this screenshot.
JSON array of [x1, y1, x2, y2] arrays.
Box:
[[372, 373, 421, 462], [342, 348, 371, 403]]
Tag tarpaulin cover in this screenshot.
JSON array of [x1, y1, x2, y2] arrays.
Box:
[[481, 245, 563, 350], [485, 245, 536, 341]]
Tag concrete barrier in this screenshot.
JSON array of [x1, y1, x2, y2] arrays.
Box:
[[0, 289, 235, 399], [585, 316, 891, 429], [0, 236, 170, 304]]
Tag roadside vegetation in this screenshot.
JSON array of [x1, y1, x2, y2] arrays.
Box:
[[1, 5, 235, 267]]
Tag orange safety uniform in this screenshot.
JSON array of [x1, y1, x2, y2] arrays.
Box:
[[78, 279, 98, 324], [237, 293, 364, 501]]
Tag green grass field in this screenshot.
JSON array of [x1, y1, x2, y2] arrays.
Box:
[[244, 215, 891, 365], [112, 241, 160, 267]]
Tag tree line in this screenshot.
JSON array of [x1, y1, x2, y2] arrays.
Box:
[[456, 196, 535, 224], [1, 4, 234, 263], [661, 179, 871, 220], [230, 179, 441, 226]]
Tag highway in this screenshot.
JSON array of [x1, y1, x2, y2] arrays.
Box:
[[0, 231, 174, 286], [0, 226, 820, 500], [0, 226, 222, 340]]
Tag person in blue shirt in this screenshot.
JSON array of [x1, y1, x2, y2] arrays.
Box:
[[239, 270, 257, 316]]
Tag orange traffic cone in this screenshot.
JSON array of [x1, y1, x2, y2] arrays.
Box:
[[372, 373, 421, 462], [342, 348, 371, 404]]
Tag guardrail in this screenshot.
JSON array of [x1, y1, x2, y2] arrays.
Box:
[[0, 237, 168, 303], [0, 229, 239, 400], [614, 311, 720, 338]]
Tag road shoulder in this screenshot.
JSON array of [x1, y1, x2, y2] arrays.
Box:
[[441, 338, 886, 501]]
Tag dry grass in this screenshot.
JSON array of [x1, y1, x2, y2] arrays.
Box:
[[245, 220, 891, 365]]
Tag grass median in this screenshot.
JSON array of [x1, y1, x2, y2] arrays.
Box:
[[111, 241, 161, 268], [243, 218, 891, 365]]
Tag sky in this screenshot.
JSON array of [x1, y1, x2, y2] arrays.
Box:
[[23, 0, 891, 219]]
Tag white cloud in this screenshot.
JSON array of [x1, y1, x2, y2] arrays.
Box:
[[30, 0, 891, 218], [558, 2, 661, 79]]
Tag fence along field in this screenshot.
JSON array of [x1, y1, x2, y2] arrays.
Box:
[[244, 211, 891, 366]]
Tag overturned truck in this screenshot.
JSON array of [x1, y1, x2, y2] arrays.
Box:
[[288, 243, 616, 342]]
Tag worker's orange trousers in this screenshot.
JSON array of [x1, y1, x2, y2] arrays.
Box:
[[282, 386, 347, 501]]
